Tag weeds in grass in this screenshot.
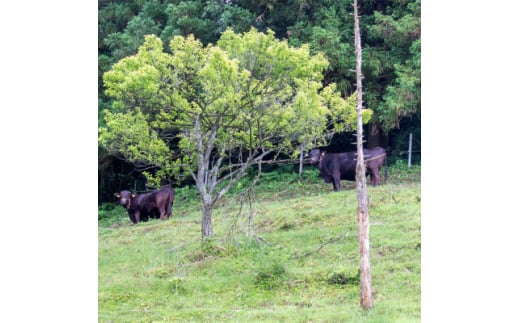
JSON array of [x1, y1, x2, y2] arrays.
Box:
[[327, 271, 360, 286], [168, 276, 187, 295], [254, 262, 287, 290], [147, 265, 175, 279]]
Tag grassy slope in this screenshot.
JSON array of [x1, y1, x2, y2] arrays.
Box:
[[99, 165, 421, 322]]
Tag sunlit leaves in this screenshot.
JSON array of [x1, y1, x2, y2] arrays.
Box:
[[213, 27, 334, 152], [103, 35, 170, 112], [99, 109, 171, 166], [198, 46, 246, 114], [100, 29, 361, 184]]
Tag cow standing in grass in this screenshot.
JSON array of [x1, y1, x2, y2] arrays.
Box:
[[114, 186, 175, 224], [309, 147, 387, 191]]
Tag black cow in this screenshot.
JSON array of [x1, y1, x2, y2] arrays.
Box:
[[114, 186, 175, 224], [309, 147, 387, 191]]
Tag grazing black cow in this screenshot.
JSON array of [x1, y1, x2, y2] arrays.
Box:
[[309, 147, 387, 191], [114, 186, 175, 224]]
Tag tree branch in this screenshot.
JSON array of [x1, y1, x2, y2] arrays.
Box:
[[213, 149, 273, 206], [291, 233, 348, 259]]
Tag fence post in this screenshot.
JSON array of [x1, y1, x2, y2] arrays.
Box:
[[299, 144, 304, 177], [408, 133, 412, 168]]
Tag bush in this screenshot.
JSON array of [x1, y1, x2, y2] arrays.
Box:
[[254, 262, 287, 290]]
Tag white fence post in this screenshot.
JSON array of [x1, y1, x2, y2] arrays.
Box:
[[408, 133, 412, 168], [299, 144, 304, 177]]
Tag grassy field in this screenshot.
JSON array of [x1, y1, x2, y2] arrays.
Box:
[[99, 163, 421, 322]]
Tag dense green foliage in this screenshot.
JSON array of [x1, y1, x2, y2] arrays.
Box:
[[99, 165, 421, 321], [98, 0, 420, 202], [99, 0, 420, 126]]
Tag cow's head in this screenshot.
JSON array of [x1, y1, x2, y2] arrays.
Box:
[[114, 190, 137, 208], [309, 149, 323, 165]]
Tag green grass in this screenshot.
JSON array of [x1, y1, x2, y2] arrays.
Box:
[[99, 164, 421, 322]]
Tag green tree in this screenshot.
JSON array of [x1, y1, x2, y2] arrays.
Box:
[[286, 0, 357, 94], [160, 1, 256, 46], [363, 0, 421, 133], [99, 28, 369, 239]]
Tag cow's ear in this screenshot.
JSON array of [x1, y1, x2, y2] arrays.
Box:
[[321, 152, 325, 156], [114, 193, 120, 198], [131, 193, 136, 198]]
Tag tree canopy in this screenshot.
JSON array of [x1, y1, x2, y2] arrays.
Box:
[[99, 0, 420, 131], [99, 28, 369, 238]]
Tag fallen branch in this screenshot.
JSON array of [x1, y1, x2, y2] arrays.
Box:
[[253, 234, 271, 247], [292, 233, 348, 259]]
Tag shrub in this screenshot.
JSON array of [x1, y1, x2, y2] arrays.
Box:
[[254, 262, 287, 290]]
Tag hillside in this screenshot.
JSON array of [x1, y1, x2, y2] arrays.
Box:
[[99, 165, 421, 322]]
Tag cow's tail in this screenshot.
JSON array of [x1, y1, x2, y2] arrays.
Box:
[[384, 154, 388, 184]]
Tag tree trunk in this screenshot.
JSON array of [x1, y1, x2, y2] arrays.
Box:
[[353, 0, 373, 310], [201, 193, 213, 240], [195, 116, 215, 241]]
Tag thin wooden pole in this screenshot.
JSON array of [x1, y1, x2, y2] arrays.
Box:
[[299, 144, 304, 177], [408, 133, 412, 168], [353, 0, 373, 310]]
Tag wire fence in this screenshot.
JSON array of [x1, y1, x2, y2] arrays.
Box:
[[107, 131, 420, 197]]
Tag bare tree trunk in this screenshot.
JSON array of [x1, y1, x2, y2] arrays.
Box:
[[201, 194, 213, 239], [193, 115, 273, 241], [195, 116, 215, 241], [353, 0, 373, 310]]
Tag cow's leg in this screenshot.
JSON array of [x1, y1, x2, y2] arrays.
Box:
[[369, 170, 375, 185], [167, 190, 173, 219], [159, 205, 166, 220], [371, 168, 380, 186], [332, 176, 341, 191], [129, 212, 137, 224], [134, 211, 141, 223], [166, 202, 172, 219]]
